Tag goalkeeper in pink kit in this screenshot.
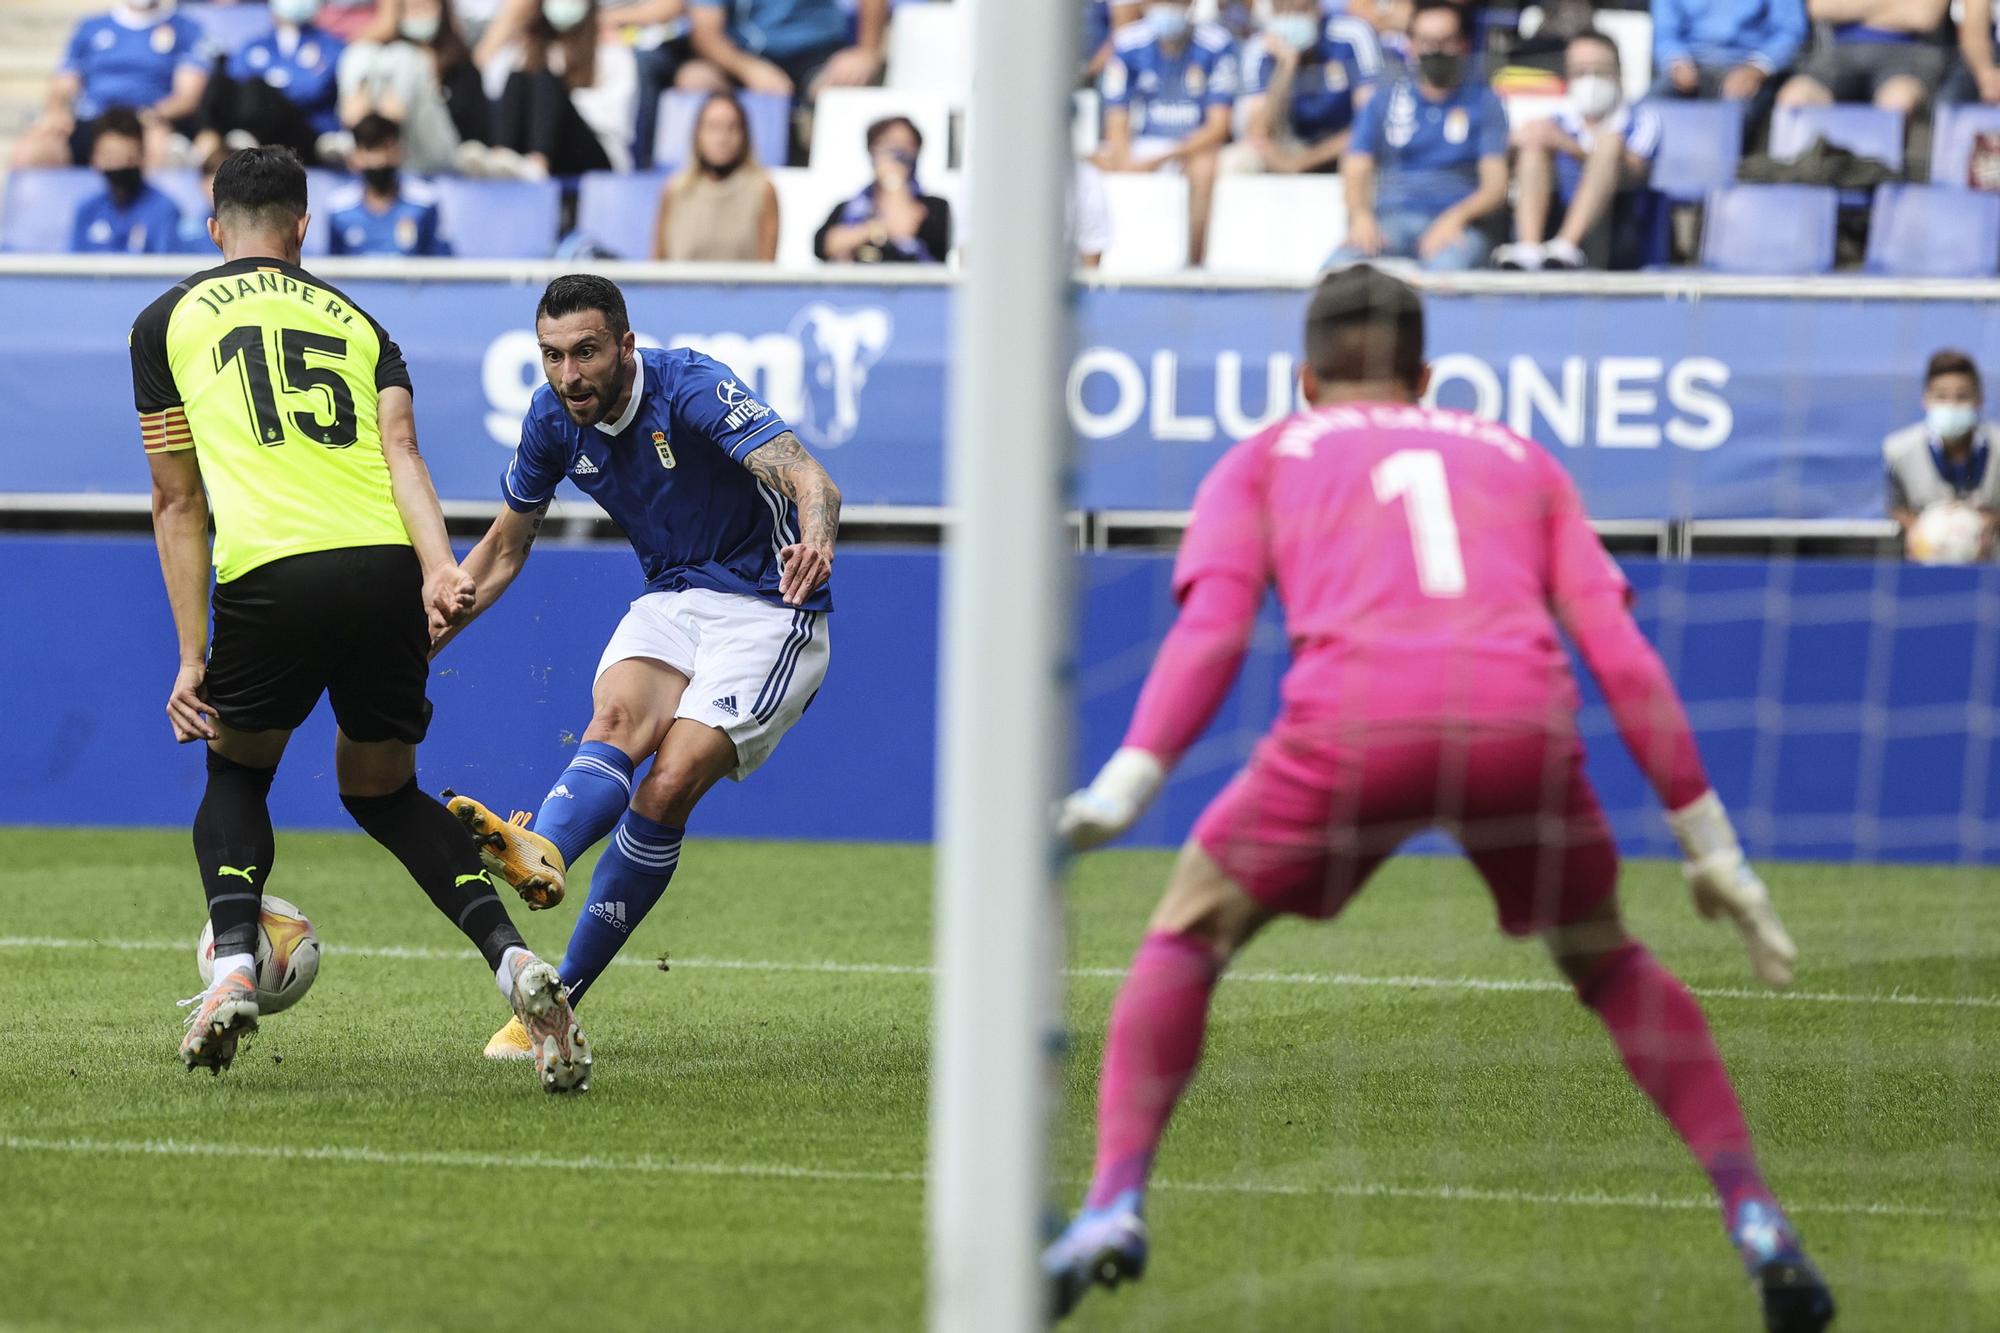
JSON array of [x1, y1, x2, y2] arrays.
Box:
[[1045, 266, 1835, 1332]]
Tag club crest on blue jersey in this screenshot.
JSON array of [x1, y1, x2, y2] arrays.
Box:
[[652, 429, 676, 469]]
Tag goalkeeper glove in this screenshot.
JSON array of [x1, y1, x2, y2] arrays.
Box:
[[1058, 748, 1166, 852], [1666, 790, 1798, 988]]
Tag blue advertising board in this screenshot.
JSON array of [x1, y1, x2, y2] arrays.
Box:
[[4, 537, 1996, 864], [7, 269, 2000, 520]]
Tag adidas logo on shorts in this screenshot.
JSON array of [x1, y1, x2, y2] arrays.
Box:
[[571, 455, 601, 476], [712, 695, 739, 718], [588, 900, 629, 933]]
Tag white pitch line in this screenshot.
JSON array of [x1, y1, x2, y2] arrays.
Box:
[[0, 1135, 1980, 1223], [1, 935, 1995, 1011]]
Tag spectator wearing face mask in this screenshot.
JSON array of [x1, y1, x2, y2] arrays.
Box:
[[486, 0, 641, 175], [338, 0, 491, 174], [1226, 0, 1384, 175], [1098, 0, 1239, 265], [815, 114, 953, 264], [12, 0, 211, 170], [1885, 350, 2000, 558], [653, 92, 779, 260], [71, 107, 183, 254], [191, 0, 346, 165], [327, 114, 453, 255], [1336, 0, 1508, 270], [1492, 31, 1661, 271]]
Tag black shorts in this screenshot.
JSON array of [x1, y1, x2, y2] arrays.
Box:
[[206, 545, 433, 743]]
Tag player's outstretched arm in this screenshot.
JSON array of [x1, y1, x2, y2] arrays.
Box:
[[377, 386, 475, 634], [147, 449, 216, 743], [1061, 573, 1260, 851], [430, 501, 548, 658], [1559, 585, 1799, 987], [743, 430, 842, 605]]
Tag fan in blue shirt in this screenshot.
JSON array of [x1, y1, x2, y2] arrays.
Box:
[[327, 115, 453, 256], [686, 0, 887, 97], [70, 108, 182, 254], [1337, 0, 1509, 270], [1099, 1, 1238, 263], [20, 1, 211, 167], [437, 276, 844, 1049], [1234, 0, 1383, 172], [226, 0, 346, 137]]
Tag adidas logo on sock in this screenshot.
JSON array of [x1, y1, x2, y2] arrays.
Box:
[[548, 784, 575, 801], [588, 900, 629, 933], [712, 695, 738, 718], [571, 455, 601, 476]]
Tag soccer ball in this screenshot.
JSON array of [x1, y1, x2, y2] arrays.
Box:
[[1908, 501, 1988, 566], [196, 895, 321, 1014]]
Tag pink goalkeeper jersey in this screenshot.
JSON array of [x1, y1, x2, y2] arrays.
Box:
[[1173, 402, 1629, 729]]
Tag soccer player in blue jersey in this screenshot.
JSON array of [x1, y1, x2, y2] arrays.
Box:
[[1336, 0, 1510, 270], [435, 274, 840, 1060], [1228, 0, 1383, 175], [1098, 0, 1240, 263], [328, 115, 452, 256]]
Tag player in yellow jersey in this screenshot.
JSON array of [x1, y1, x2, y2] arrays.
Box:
[[132, 147, 591, 1092]]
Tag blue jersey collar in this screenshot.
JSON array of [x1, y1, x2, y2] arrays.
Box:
[[595, 350, 646, 436]]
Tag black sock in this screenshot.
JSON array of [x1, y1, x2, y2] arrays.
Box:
[[193, 749, 277, 958], [340, 778, 525, 970]]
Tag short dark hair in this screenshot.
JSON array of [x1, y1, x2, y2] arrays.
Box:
[[536, 273, 630, 338], [1568, 29, 1620, 65], [92, 106, 145, 145], [352, 113, 403, 151], [1304, 264, 1426, 389], [865, 115, 922, 154], [1927, 349, 1981, 390], [1410, 0, 1467, 39], [211, 146, 308, 229]]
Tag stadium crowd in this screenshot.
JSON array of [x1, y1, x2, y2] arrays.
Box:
[[7, 0, 2000, 271]]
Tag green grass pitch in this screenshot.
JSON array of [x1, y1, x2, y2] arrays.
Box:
[[1, 828, 1994, 1331]]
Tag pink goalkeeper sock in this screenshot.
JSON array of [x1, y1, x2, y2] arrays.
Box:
[[1085, 931, 1223, 1210], [1580, 941, 1774, 1228]]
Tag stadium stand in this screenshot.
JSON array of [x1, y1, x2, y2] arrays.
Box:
[[1206, 175, 1348, 278], [1649, 99, 1747, 202], [1098, 173, 1191, 276], [431, 176, 561, 259], [574, 169, 670, 260], [1700, 183, 1838, 274], [1863, 183, 2000, 277], [1770, 104, 1907, 173], [809, 87, 953, 187], [1930, 102, 2000, 187], [0, 167, 101, 252], [884, 1, 969, 99]]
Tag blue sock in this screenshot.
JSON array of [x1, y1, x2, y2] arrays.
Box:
[[558, 809, 683, 1007], [533, 741, 635, 870]]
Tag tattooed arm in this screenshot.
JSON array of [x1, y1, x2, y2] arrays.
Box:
[[430, 500, 550, 657], [743, 430, 842, 605]]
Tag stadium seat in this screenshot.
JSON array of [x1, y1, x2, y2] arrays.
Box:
[[809, 89, 952, 189], [1099, 173, 1189, 274], [1863, 183, 2000, 277], [301, 168, 343, 257], [151, 168, 207, 224], [1699, 184, 1837, 274], [1206, 175, 1346, 277], [1650, 100, 1745, 202], [1, 168, 104, 252], [886, 1, 969, 101], [1930, 103, 2000, 187], [769, 165, 860, 267], [431, 178, 560, 259], [1514, 5, 1652, 102], [575, 171, 669, 260], [1074, 89, 1101, 157], [1770, 104, 1905, 172], [653, 90, 791, 174]]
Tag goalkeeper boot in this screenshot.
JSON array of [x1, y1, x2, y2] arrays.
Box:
[[1733, 1200, 1836, 1333], [503, 952, 592, 1094], [444, 791, 566, 910], [1043, 1190, 1148, 1321], [178, 968, 259, 1074], [483, 1015, 534, 1062]]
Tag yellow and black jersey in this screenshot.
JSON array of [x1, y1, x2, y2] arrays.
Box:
[[130, 257, 414, 582]]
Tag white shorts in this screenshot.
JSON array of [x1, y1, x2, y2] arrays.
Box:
[[594, 588, 830, 780]]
